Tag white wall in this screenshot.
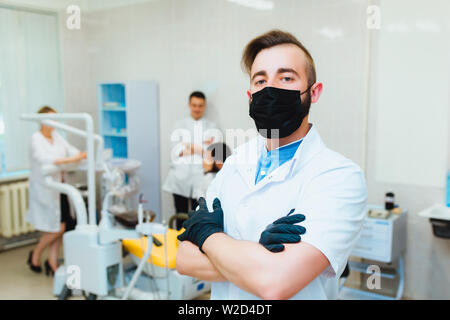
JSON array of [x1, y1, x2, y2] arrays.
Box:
[[365, 0, 450, 299], [57, 0, 450, 298], [60, 0, 369, 220]]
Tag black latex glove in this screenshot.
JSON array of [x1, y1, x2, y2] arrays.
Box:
[[259, 209, 306, 253], [177, 197, 224, 253]]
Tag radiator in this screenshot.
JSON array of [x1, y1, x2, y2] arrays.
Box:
[[0, 180, 34, 238]]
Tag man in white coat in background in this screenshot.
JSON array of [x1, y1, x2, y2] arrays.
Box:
[[176, 30, 368, 300], [163, 91, 221, 229]]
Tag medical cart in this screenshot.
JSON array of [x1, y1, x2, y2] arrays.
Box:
[[339, 205, 407, 300]]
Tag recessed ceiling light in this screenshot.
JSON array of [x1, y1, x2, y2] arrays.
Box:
[[416, 20, 440, 33], [227, 0, 274, 11], [317, 27, 344, 40]]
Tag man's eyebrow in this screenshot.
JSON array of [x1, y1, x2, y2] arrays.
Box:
[[251, 70, 267, 81], [277, 68, 299, 76]]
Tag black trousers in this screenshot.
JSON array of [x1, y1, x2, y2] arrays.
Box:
[[60, 194, 76, 232], [173, 194, 198, 230]]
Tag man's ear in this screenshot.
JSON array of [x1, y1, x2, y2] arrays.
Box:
[[310, 82, 323, 104], [247, 90, 251, 100]]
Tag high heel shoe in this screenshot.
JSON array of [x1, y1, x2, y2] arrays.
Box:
[[27, 251, 42, 273], [44, 260, 55, 277]]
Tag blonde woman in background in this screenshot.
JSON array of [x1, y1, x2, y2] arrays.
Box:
[[26, 106, 87, 276]]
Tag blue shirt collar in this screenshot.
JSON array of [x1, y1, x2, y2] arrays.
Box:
[[256, 138, 303, 184], [262, 138, 303, 161]]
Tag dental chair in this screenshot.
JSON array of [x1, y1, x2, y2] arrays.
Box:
[[119, 213, 211, 300], [121, 214, 188, 279], [21, 113, 210, 300]]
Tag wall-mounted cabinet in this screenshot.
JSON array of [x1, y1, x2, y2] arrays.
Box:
[[98, 81, 161, 220], [98, 84, 128, 158]]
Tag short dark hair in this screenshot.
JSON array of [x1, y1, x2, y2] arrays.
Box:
[[37, 106, 56, 114], [241, 29, 316, 86], [207, 143, 232, 163], [189, 91, 206, 102]]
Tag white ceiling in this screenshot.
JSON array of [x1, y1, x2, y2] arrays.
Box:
[[85, 0, 162, 12], [0, 0, 161, 12]]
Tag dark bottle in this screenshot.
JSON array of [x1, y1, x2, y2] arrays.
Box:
[[385, 192, 395, 210]]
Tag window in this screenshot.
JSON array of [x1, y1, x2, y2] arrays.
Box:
[[0, 112, 5, 174], [0, 6, 63, 175]]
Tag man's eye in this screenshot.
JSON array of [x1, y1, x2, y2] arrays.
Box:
[[282, 77, 292, 82], [255, 80, 266, 85]]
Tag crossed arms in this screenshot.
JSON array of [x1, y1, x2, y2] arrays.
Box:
[[175, 199, 330, 300], [177, 236, 329, 300]]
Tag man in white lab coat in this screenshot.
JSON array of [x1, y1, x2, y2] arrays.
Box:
[[176, 30, 368, 300], [163, 91, 221, 229]]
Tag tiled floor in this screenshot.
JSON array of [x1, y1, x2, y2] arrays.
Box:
[[0, 244, 210, 300], [2, 244, 414, 300], [0, 245, 56, 300]]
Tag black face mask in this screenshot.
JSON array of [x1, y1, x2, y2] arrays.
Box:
[[249, 86, 313, 139]]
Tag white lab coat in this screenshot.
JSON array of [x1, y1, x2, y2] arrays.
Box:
[[163, 117, 221, 198], [192, 172, 216, 200], [205, 124, 368, 300], [26, 131, 80, 232]]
